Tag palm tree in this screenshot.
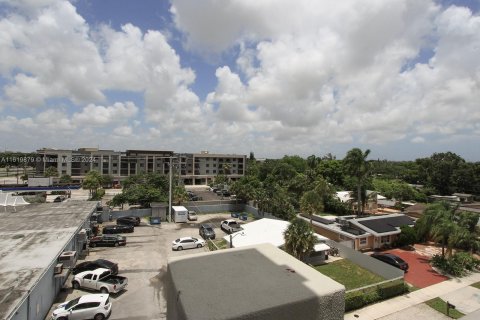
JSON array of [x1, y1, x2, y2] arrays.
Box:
[[300, 177, 331, 224], [343, 148, 371, 215], [284, 218, 317, 261], [300, 190, 323, 224]]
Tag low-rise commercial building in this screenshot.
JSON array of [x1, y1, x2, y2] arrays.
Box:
[[167, 243, 345, 320], [0, 201, 98, 320]]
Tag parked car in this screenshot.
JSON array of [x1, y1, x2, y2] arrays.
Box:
[[371, 253, 409, 272], [72, 268, 128, 294], [172, 237, 206, 251], [220, 219, 243, 234], [103, 224, 134, 234], [53, 195, 66, 203], [188, 211, 198, 221], [50, 294, 111, 320], [89, 234, 126, 247], [72, 259, 119, 275], [117, 216, 140, 226], [199, 224, 216, 240]]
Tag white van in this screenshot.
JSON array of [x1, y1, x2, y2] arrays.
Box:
[[172, 206, 188, 223]]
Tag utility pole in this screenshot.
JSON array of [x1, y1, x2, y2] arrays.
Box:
[[168, 156, 173, 222]]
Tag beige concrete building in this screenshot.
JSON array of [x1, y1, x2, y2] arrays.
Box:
[[36, 148, 247, 185]]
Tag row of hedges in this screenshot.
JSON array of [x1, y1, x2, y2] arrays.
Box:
[[345, 279, 408, 312]]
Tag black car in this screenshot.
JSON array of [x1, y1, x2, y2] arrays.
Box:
[[72, 259, 119, 275], [117, 216, 140, 226], [371, 253, 409, 272], [89, 234, 127, 247], [199, 224, 216, 240], [103, 224, 134, 234]]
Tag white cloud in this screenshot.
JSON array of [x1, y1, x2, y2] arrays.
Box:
[[72, 102, 138, 126], [0, 0, 480, 159], [171, 0, 480, 156], [411, 137, 426, 143], [113, 125, 133, 137]]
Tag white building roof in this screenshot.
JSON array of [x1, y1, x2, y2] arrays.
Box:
[[224, 218, 290, 248], [336, 191, 352, 203]]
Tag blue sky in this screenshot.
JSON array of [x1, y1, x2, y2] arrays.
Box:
[[1, 0, 480, 161]]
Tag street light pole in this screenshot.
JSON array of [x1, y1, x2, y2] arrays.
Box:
[[168, 157, 173, 222], [229, 232, 245, 248]]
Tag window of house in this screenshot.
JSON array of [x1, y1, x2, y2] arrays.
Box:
[[360, 238, 367, 245], [381, 236, 389, 243]]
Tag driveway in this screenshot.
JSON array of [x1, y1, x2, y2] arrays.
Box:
[[385, 249, 449, 288], [45, 213, 236, 320]]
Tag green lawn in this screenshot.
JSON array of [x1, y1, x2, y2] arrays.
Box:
[[470, 281, 480, 289], [425, 297, 465, 319], [207, 239, 228, 251], [315, 259, 384, 290]]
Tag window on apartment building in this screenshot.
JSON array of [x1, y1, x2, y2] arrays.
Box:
[[381, 236, 389, 243], [206, 164, 209, 167], [360, 238, 367, 245], [213, 170, 216, 174], [213, 164, 216, 167], [206, 170, 209, 174]]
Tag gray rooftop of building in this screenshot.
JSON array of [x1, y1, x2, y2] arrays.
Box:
[[0, 201, 98, 319], [167, 243, 345, 320]]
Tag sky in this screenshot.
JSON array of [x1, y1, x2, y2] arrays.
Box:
[[0, 0, 480, 161]]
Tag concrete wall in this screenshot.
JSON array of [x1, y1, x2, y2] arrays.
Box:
[[326, 239, 404, 280], [110, 208, 151, 220]]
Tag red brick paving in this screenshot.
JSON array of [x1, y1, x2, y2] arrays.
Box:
[[385, 249, 449, 288]]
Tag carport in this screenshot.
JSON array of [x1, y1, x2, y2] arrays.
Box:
[[385, 249, 449, 288]]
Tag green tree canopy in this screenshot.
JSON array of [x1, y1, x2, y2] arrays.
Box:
[[284, 218, 317, 261]]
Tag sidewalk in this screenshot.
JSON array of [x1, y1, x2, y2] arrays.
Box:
[[344, 272, 480, 320]]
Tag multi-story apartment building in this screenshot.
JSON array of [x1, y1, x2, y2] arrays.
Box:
[[36, 148, 246, 185]]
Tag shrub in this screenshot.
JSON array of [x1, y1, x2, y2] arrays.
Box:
[[378, 280, 408, 299], [345, 291, 366, 311], [431, 253, 480, 277], [345, 280, 407, 312], [451, 252, 480, 271]]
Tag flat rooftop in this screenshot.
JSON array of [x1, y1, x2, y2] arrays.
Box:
[[0, 201, 98, 319], [223, 218, 290, 248], [167, 243, 345, 320]]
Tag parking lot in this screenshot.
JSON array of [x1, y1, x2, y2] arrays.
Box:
[[45, 213, 244, 320]]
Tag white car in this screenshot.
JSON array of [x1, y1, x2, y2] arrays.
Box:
[[51, 294, 111, 320], [172, 237, 206, 251], [187, 211, 198, 221]]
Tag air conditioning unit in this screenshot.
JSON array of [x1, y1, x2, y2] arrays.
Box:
[[77, 229, 87, 242], [54, 263, 63, 275], [58, 251, 77, 268]]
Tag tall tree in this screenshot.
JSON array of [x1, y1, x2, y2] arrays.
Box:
[[343, 148, 371, 215], [44, 166, 58, 177], [82, 170, 103, 198], [284, 218, 317, 261]]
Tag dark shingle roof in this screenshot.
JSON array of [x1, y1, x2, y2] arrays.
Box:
[[357, 215, 414, 233]]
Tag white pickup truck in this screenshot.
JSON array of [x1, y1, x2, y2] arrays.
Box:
[[72, 268, 128, 294], [220, 219, 243, 234]]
